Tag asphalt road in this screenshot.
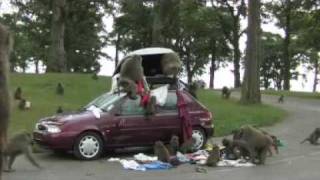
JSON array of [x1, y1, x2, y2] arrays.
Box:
[[4, 94, 320, 180]]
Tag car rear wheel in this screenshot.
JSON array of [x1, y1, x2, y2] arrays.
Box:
[[73, 132, 103, 160], [192, 127, 206, 151]]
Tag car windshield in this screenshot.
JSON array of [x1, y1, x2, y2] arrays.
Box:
[[84, 92, 124, 111]]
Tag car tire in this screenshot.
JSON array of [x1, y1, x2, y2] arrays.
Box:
[[192, 127, 207, 151], [73, 132, 103, 160]]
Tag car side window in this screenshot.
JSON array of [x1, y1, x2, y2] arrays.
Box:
[[121, 97, 145, 116], [160, 92, 177, 111]]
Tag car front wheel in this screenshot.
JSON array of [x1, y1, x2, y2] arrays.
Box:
[[192, 128, 206, 151], [73, 132, 103, 160]]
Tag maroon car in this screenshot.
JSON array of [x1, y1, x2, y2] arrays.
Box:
[[34, 47, 214, 160], [33, 89, 213, 160]]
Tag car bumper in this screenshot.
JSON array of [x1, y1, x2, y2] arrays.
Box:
[[33, 131, 77, 151]]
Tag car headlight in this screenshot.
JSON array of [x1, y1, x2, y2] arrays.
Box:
[[47, 125, 61, 133]]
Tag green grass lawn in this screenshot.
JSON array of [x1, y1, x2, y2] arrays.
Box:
[[198, 90, 286, 136], [8, 73, 286, 137], [262, 90, 320, 99]]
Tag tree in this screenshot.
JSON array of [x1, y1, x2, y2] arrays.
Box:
[[265, 0, 302, 90], [260, 32, 284, 90], [216, 0, 247, 88], [47, 0, 66, 72], [241, 0, 261, 104]]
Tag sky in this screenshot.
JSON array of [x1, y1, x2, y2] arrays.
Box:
[[0, 0, 317, 92]]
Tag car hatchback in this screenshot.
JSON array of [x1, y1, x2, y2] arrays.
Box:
[[33, 89, 214, 160]]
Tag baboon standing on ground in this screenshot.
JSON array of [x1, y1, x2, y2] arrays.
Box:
[[222, 138, 254, 160], [56, 82, 64, 95], [14, 87, 22, 100], [301, 128, 320, 145], [278, 95, 284, 103], [0, 23, 11, 178], [221, 86, 231, 99], [3, 132, 41, 172], [232, 125, 273, 164]]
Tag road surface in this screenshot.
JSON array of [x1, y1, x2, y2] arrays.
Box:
[[4, 94, 320, 180]]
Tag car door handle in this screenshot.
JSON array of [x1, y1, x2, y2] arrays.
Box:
[[118, 119, 126, 127]]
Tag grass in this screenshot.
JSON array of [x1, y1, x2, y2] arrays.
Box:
[[8, 73, 111, 135], [198, 90, 286, 136], [8, 73, 285, 137], [262, 90, 320, 99]]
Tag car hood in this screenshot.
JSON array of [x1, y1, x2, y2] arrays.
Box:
[[39, 111, 96, 124]]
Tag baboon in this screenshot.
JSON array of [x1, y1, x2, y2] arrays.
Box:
[[3, 131, 41, 172], [119, 55, 144, 99], [18, 99, 31, 110], [222, 138, 254, 160], [278, 95, 284, 103], [166, 135, 180, 156], [260, 130, 279, 155], [56, 82, 64, 95], [206, 144, 220, 167], [232, 125, 273, 164], [56, 106, 63, 114], [154, 141, 170, 163], [221, 86, 231, 99], [188, 82, 198, 99], [145, 96, 157, 119], [14, 87, 22, 100], [92, 73, 98, 80], [0, 23, 11, 178], [161, 52, 182, 77], [301, 128, 320, 145]]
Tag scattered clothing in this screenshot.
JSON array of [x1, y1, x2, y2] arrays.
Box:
[[176, 152, 190, 163], [107, 157, 121, 162], [150, 84, 169, 106], [120, 160, 146, 171], [134, 153, 158, 163], [217, 159, 255, 167], [142, 161, 172, 170]]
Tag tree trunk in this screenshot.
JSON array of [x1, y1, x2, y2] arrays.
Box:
[[35, 59, 39, 74], [233, 28, 241, 88], [47, 0, 66, 72], [209, 45, 216, 89], [313, 58, 319, 92], [151, 0, 163, 46], [0, 24, 11, 180], [115, 33, 120, 68], [241, 0, 261, 104], [283, 0, 291, 90]]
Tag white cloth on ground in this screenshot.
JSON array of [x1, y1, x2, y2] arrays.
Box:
[[134, 153, 158, 162], [120, 160, 146, 171], [217, 159, 255, 167]]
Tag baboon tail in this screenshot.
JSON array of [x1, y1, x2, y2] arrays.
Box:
[[300, 138, 308, 144]]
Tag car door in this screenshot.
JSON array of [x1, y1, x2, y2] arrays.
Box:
[[115, 96, 156, 146]]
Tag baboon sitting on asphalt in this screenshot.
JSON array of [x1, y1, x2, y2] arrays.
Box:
[[3, 131, 42, 172], [154, 141, 170, 163], [166, 135, 180, 156], [221, 86, 231, 99], [206, 144, 220, 167], [301, 128, 320, 145], [222, 138, 254, 160]]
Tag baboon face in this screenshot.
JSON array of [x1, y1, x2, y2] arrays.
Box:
[[222, 138, 231, 147]]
